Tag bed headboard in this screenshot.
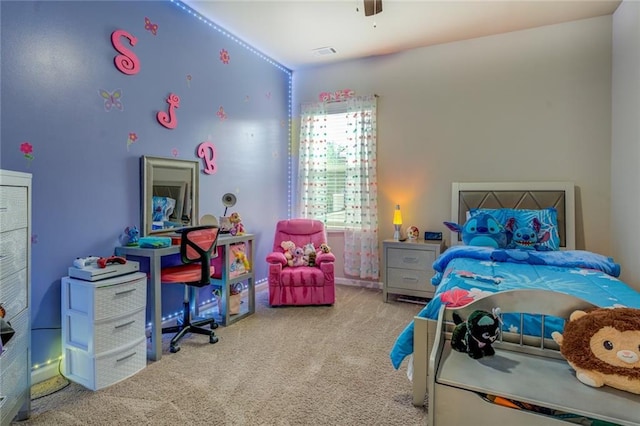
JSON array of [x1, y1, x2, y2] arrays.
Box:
[[451, 181, 575, 250]]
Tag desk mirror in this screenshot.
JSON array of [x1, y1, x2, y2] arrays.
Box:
[[140, 155, 199, 236]]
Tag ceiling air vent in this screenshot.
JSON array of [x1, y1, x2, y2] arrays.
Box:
[[312, 47, 337, 56]]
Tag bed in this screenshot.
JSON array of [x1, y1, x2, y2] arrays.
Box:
[[388, 181, 640, 424]]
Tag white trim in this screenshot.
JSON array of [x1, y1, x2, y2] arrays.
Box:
[[31, 362, 61, 385], [451, 181, 576, 250], [335, 277, 381, 290]]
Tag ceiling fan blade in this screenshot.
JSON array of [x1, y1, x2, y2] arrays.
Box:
[[363, 0, 382, 17]]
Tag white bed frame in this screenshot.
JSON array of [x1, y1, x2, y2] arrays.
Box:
[[411, 182, 639, 425], [426, 290, 638, 426]]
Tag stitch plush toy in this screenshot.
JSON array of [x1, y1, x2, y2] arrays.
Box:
[[444, 213, 508, 248], [504, 217, 551, 250], [451, 308, 502, 359], [281, 240, 296, 267]]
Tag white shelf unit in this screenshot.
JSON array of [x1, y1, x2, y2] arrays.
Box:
[[0, 169, 32, 426], [61, 272, 147, 391]]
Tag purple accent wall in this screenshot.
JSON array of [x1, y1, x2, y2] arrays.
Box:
[[1, 1, 291, 366]]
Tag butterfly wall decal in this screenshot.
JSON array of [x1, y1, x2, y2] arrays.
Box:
[[144, 17, 158, 36], [99, 89, 123, 111]]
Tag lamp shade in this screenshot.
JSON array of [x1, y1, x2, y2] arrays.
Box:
[[393, 204, 403, 225]]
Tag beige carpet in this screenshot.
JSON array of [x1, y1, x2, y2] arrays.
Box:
[[16, 285, 427, 425]]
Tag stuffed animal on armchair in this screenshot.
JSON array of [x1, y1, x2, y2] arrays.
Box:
[[552, 307, 640, 394], [451, 308, 502, 359]]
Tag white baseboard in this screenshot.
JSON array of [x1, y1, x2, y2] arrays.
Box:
[[31, 362, 61, 385], [335, 277, 381, 290]]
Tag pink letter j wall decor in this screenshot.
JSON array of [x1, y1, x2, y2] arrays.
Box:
[[156, 93, 180, 129]]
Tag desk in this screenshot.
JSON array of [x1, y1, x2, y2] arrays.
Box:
[[116, 233, 255, 361]]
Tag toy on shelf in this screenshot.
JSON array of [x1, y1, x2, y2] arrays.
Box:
[[120, 225, 140, 246], [229, 212, 245, 236]]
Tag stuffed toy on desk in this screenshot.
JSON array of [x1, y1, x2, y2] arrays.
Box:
[[552, 307, 640, 394]]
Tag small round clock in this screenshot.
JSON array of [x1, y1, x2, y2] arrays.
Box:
[[407, 226, 419, 240]]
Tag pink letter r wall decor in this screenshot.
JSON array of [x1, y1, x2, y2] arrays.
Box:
[[156, 93, 180, 129], [111, 29, 140, 75], [197, 142, 217, 174]]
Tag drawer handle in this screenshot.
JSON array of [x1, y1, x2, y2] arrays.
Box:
[[402, 277, 419, 283], [402, 257, 420, 264], [114, 320, 135, 329], [116, 352, 137, 363], [0, 207, 8, 212], [115, 288, 136, 296]]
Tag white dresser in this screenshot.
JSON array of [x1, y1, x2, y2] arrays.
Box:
[[0, 170, 32, 426], [61, 272, 147, 391]]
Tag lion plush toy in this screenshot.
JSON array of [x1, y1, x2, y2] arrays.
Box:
[[552, 307, 640, 394]]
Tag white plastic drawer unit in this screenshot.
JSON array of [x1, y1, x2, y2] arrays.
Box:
[[0, 186, 28, 232], [61, 272, 148, 391]]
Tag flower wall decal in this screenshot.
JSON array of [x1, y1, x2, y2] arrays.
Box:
[[219, 49, 230, 64]]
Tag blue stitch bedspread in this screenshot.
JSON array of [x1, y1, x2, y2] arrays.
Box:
[[389, 246, 640, 370]]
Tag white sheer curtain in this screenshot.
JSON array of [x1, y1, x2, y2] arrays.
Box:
[[343, 95, 379, 279], [298, 94, 379, 280]]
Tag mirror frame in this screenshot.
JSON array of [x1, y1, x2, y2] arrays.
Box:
[[140, 155, 199, 236]]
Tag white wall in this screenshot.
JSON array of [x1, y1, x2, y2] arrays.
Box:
[[612, 0, 640, 291], [293, 16, 613, 283]]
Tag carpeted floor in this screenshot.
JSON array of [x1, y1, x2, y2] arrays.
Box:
[[15, 285, 427, 425]]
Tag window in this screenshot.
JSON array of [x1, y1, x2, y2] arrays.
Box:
[[298, 94, 379, 278], [323, 111, 349, 227]]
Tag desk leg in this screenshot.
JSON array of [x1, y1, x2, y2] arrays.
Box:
[[149, 256, 162, 361]]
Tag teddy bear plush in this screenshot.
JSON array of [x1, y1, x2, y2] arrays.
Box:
[[319, 243, 331, 254], [451, 308, 501, 359], [552, 307, 640, 394], [280, 240, 296, 267]]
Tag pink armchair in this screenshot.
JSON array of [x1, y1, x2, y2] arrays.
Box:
[[266, 219, 335, 306]]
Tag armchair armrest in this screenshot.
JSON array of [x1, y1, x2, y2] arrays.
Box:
[[316, 252, 335, 264], [266, 251, 287, 266]]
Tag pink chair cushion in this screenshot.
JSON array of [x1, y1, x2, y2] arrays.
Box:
[[161, 264, 215, 284]]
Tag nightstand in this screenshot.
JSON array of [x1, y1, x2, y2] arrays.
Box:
[[383, 239, 444, 302]]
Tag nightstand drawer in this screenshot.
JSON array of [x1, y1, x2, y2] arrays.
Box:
[[387, 268, 432, 291], [387, 248, 435, 271]]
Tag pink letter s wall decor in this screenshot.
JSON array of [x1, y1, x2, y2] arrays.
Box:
[[156, 93, 180, 129], [111, 30, 140, 75], [197, 141, 217, 174]]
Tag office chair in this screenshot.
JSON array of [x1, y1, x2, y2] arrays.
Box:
[[161, 225, 220, 353]]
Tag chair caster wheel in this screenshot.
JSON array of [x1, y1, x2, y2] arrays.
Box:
[[209, 335, 219, 344], [211, 323, 219, 330], [170, 345, 180, 353]]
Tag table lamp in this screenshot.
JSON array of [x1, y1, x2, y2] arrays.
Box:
[[393, 204, 403, 240]]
